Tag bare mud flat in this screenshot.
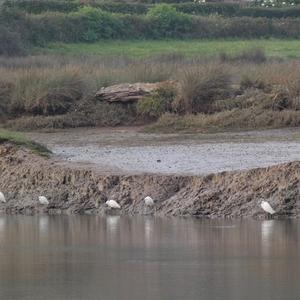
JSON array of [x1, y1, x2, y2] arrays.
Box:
[[25, 127, 300, 175]]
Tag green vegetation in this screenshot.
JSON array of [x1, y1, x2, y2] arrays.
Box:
[[0, 26, 25, 56], [0, 128, 51, 156], [137, 82, 176, 119], [1, 0, 300, 134], [4, 0, 300, 18], [148, 109, 300, 133], [2, 3, 300, 56], [42, 39, 300, 58]]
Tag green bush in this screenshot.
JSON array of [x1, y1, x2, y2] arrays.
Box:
[[0, 26, 26, 56], [3, 0, 300, 19], [137, 83, 176, 119], [147, 4, 193, 38], [237, 6, 300, 18], [3, 0, 80, 14], [253, 0, 300, 8], [73, 7, 125, 41], [150, 0, 193, 3], [93, 2, 149, 15], [90, 1, 300, 19], [176, 3, 300, 18], [2, 5, 300, 47], [25, 7, 128, 44], [174, 2, 240, 16]]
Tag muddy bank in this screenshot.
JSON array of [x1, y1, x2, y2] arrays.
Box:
[[24, 127, 300, 175], [0, 143, 299, 218]]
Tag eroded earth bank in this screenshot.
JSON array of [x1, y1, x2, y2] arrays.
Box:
[[0, 142, 299, 218]]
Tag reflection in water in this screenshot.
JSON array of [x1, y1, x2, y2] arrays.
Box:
[[261, 220, 275, 255], [106, 215, 120, 230], [38, 216, 49, 233], [0, 216, 6, 233], [144, 217, 154, 248], [0, 216, 300, 300]]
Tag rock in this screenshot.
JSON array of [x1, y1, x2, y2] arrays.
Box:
[[95, 82, 163, 103]]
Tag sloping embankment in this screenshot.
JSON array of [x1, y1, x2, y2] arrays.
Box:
[[0, 143, 299, 218]]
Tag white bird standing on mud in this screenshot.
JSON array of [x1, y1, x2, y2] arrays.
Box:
[[260, 200, 276, 215], [106, 200, 121, 209], [144, 196, 155, 207], [0, 192, 6, 203], [38, 196, 49, 205]]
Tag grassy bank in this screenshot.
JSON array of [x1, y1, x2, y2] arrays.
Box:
[[147, 110, 300, 133], [1, 53, 300, 133], [42, 39, 300, 58], [0, 128, 50, 156]]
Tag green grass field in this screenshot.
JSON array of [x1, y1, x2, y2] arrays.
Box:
[[41, 39, 300, 58]]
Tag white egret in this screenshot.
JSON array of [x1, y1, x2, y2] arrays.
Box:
[[260, 201, 276, 215], [0, 192, 6, 203], [106, 200, 121, 209], [144, 196, 155, 207], [38, 196, 49, 205]]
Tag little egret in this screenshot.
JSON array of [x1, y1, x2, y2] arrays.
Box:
[[0, 192, 6, 203], [260, 201, 276, 215], [106, 200, 121, 209], [144, 196, 155, 207], [38, 196, 49, 205]]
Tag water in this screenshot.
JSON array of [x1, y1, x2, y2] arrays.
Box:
[[0, 216, 300, 300]]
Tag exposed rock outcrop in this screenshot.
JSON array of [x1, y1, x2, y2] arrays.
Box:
[[95, 82, 162, 103], [0, 143, 299, 218]]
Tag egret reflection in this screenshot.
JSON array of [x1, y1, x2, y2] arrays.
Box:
[[144, 218, 154, 246], [261, 220, 275, 255], [38, 216, 49, 233], [0, 217, 6, 233], [106, 216, 120, 233]]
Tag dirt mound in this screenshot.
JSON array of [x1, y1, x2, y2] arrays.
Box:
[[0, 143, 299, 218]]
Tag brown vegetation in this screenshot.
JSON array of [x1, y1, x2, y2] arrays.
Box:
[[1, 52, 300, 132], [177, 65, 231, 114]]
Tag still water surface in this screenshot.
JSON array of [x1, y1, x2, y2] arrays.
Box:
[[0, 216, 300, 300]]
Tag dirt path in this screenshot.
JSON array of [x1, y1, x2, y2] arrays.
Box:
[[24, 127, 300, 175]]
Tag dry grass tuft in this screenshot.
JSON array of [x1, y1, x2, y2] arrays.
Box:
[[149, 109, 300, 133], [177, 65, 232, 114]]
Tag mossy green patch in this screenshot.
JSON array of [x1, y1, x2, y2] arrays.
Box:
[[0, 128, 51, 157]]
